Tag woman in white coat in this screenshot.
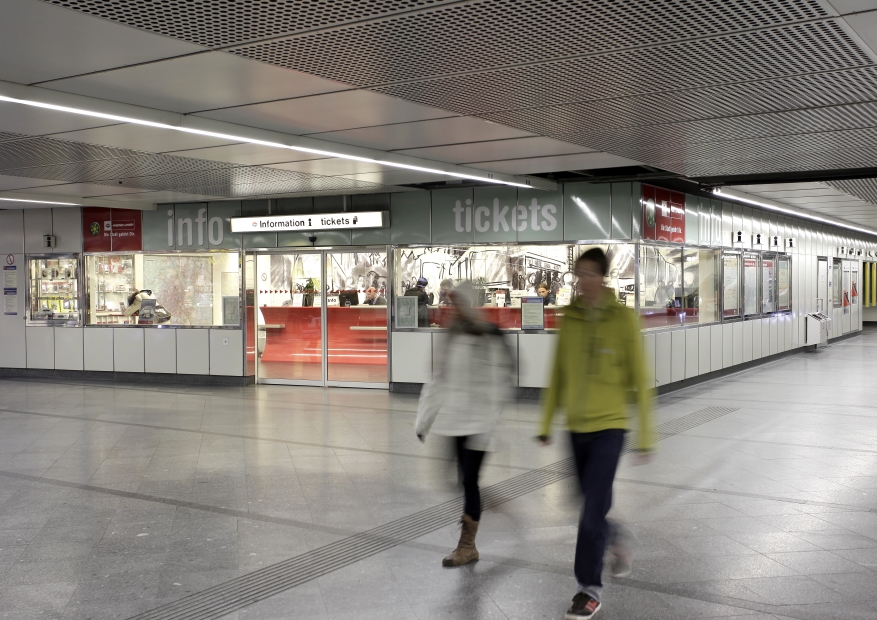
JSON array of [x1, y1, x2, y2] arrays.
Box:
[[415, 283, 514, 566]]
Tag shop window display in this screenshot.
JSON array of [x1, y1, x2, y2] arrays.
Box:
[[742, 252, 760, 317], [762, 253, 777, 314], [27, 256, 81, 324], [777, 257, 791, 312], [392, 243, 634, 330], [722, 253, 742, 318], [638, 245, 683, 328], [85, 252, 240, 326], [682, 248, 720, 325]]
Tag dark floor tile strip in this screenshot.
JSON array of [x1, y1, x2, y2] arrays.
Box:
[[123, 405, 743, 620], [616, 477, 877, 512], [0, 406, 535, 472]]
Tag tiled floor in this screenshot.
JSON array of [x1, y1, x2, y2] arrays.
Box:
[[0, 330, 876, 619]]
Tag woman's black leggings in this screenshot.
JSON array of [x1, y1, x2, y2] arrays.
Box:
[[455, 435, 486, 521]]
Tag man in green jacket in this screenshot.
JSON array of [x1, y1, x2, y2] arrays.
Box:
[[540, 248, 655, 620]]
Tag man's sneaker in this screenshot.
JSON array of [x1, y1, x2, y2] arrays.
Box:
[[609, 551, 632, 578], [565, 593, 601, 620]]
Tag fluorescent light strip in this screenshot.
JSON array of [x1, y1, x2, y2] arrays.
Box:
[[0, 94, 531, 189], [712, 187, 877, 237], [0, 197, 80, 205]]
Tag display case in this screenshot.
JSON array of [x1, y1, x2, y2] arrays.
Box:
[[87, 254, 135, 325], [26, 255, 81, 325]]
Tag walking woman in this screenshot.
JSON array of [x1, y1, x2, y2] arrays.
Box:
[[415, 283, 514, 566]]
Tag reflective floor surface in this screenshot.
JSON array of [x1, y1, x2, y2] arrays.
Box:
[[0, 329, 876, 619]]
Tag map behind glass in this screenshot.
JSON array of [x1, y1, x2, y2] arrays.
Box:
[[143, 256, 214, 325]]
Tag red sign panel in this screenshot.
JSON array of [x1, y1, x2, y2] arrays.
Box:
[[642, 184, 685, 243], [82, 207, 142, 252]]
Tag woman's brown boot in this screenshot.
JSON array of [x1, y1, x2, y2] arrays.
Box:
[[443, 514, 480, 566]]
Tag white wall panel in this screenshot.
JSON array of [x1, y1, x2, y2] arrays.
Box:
[[26, 326, 54, 369], [504, 334, 519, 387], [431, 332, 447, 377], [177, 329, 209, 374], [722, 324, 734, 369], [0, 210, 24, 253], [670, 330, 685, 383], [113, 328, 144, 373], [732, 321, 743, 365], [0, 252, 25, 368], [770, 316, 779, 355], [685, 328, 699, 379], [698, 326, 711, 375], [642, 333, 656, 388], [762, 318, 771, 357], [655, 331, 672, 386], [51, 208, 82, 253], [210, 329, 243, 376], [83, 328, 113, 371], [710, 324, 723, 372], [23, 209, 53, 253], [53, 327, 83, 370], [518, 333, 557, 388], [752, 319, 762, 359], [391, 332, 432, 384], [742, 320, 753, 362], [145, 328, 176, 373]]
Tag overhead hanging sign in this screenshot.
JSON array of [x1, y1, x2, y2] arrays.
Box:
[[230, 211, 387, 233]]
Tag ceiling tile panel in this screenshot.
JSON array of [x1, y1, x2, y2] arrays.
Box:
[[466, 153, 643, 175], [0, 0, 203, 84], [48, 124, 239, 153], [165, 143, 326, 166], [42, 52, 349, 114], [394, 137, 593, 164], [196, 90, 456, 136], [0, 102, 123, 136]]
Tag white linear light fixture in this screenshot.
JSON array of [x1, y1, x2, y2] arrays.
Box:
[[0, 93, 535, 189], [712, 187, 877, 237], [0, 197, 80, 205]]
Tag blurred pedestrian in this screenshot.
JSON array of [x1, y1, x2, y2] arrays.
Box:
[[539, 248, 655, 620], [415, 283, 514, 566]]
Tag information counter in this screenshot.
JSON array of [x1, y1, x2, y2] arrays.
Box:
[[426, 305, 563, 330]]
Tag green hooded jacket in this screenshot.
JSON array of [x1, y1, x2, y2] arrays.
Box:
[[540, 289, 655, 451]]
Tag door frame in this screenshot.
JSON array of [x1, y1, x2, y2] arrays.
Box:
[[249, 246, 390, 388]]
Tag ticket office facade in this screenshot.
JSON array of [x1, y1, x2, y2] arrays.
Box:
[[0, 183, 873, 389]]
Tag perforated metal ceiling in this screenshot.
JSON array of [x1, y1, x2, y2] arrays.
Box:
[[0, 132, 399, 199]]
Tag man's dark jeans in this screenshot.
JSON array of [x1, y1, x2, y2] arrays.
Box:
[[570, 429, 625, 598]]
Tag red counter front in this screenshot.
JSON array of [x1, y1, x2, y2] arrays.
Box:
[[427, 306, 562, 329], [255, 306, 387, 382]]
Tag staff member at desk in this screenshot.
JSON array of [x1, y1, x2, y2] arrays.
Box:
[[405, 277, 434, 326], [363, 286, 387, 306], [537, 282, 556, 306]]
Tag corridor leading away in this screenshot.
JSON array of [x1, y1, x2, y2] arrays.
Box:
[[0, 331, 875, 620]]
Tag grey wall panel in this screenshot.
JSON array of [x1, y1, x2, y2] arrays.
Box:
[[742, 320, 753, 363], [685, 328, 699, 380], [23, 208, 52, 254], [142, 206, 174, 250], [172, 203, 209, 250], [721, 202, 733, 248], [208, 201, 242, 249], [631, 182, 642, 239], [177, 329, 209, 375], [642, 332, 656, 388], [113, 328, 144, 373], [391, 191, 431, 245], [519, 333, 558, 388], [26, 326, 54, 369], [671, 329, 685, 383], [564, 182, 611, 241], [51, 208, 82, 253], [698, 326, 711, 375], [432, 187, 474, 244], [655, 331, 672, 386], [770, 316, 779, 355], [722, 324, 733, 369], [732, 321, 743, 365], [685, 194, 699, 245], [54, 327, 83, 371], [210, 329, 243, 376], [391, 332, 431, 383], [474, 186, 518, 243], [517, 187, 563, 242], [710, 324, 723, 372], [278, 229, 350, 246], [0, 253, 25, 368], [610, 182, 632, 239], [752, 318, 763, 359], [145, 328, 176, 374], [83, 328, 113, 372], [762, 318, 771, 357], [351, 194, 391, 245], [0, 210, 23, 254]]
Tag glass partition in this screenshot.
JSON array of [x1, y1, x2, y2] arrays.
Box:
[[682, 248, 720, 325], [742, 252, 760, 317], [85, 252, 241, 325], [27, 255, 81, 325], [638, 245, 683, 328], [777, 256, 791, 312], [832, 259, 842, 308], [722, 252, 742, 319], [762, 253, 777, 314]]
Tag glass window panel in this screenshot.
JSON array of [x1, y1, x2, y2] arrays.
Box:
[[722, 253, 741, 318], [681, 248, 720, 325], [777, 257, 791, 312], [762, 254, 776, 313], [832, 259, 842, 308], [742, 252, 760, 317], [638, 245, 684, 329]]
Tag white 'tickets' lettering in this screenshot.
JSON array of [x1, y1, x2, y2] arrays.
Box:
[[167, 210, 174, 247], [450, 198, 557, 234], [529, 199, 541, 231], [453, 201, 465, 232], [493, 199, 509, 232], [541, 204, 557, 231], [475, 206, 490, 232]]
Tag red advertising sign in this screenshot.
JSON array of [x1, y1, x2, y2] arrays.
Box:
[[82, 207, 142, 252], [642, 184, 685, 243]]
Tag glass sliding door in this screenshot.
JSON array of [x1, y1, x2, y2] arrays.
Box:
[[251, 249, 389, 387]]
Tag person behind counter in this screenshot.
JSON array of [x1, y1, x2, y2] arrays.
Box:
[[405, 277, 434, 326], [537, 282, 556, 306], [363, 286, 387, 306], [439, 278, 455, 306]]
